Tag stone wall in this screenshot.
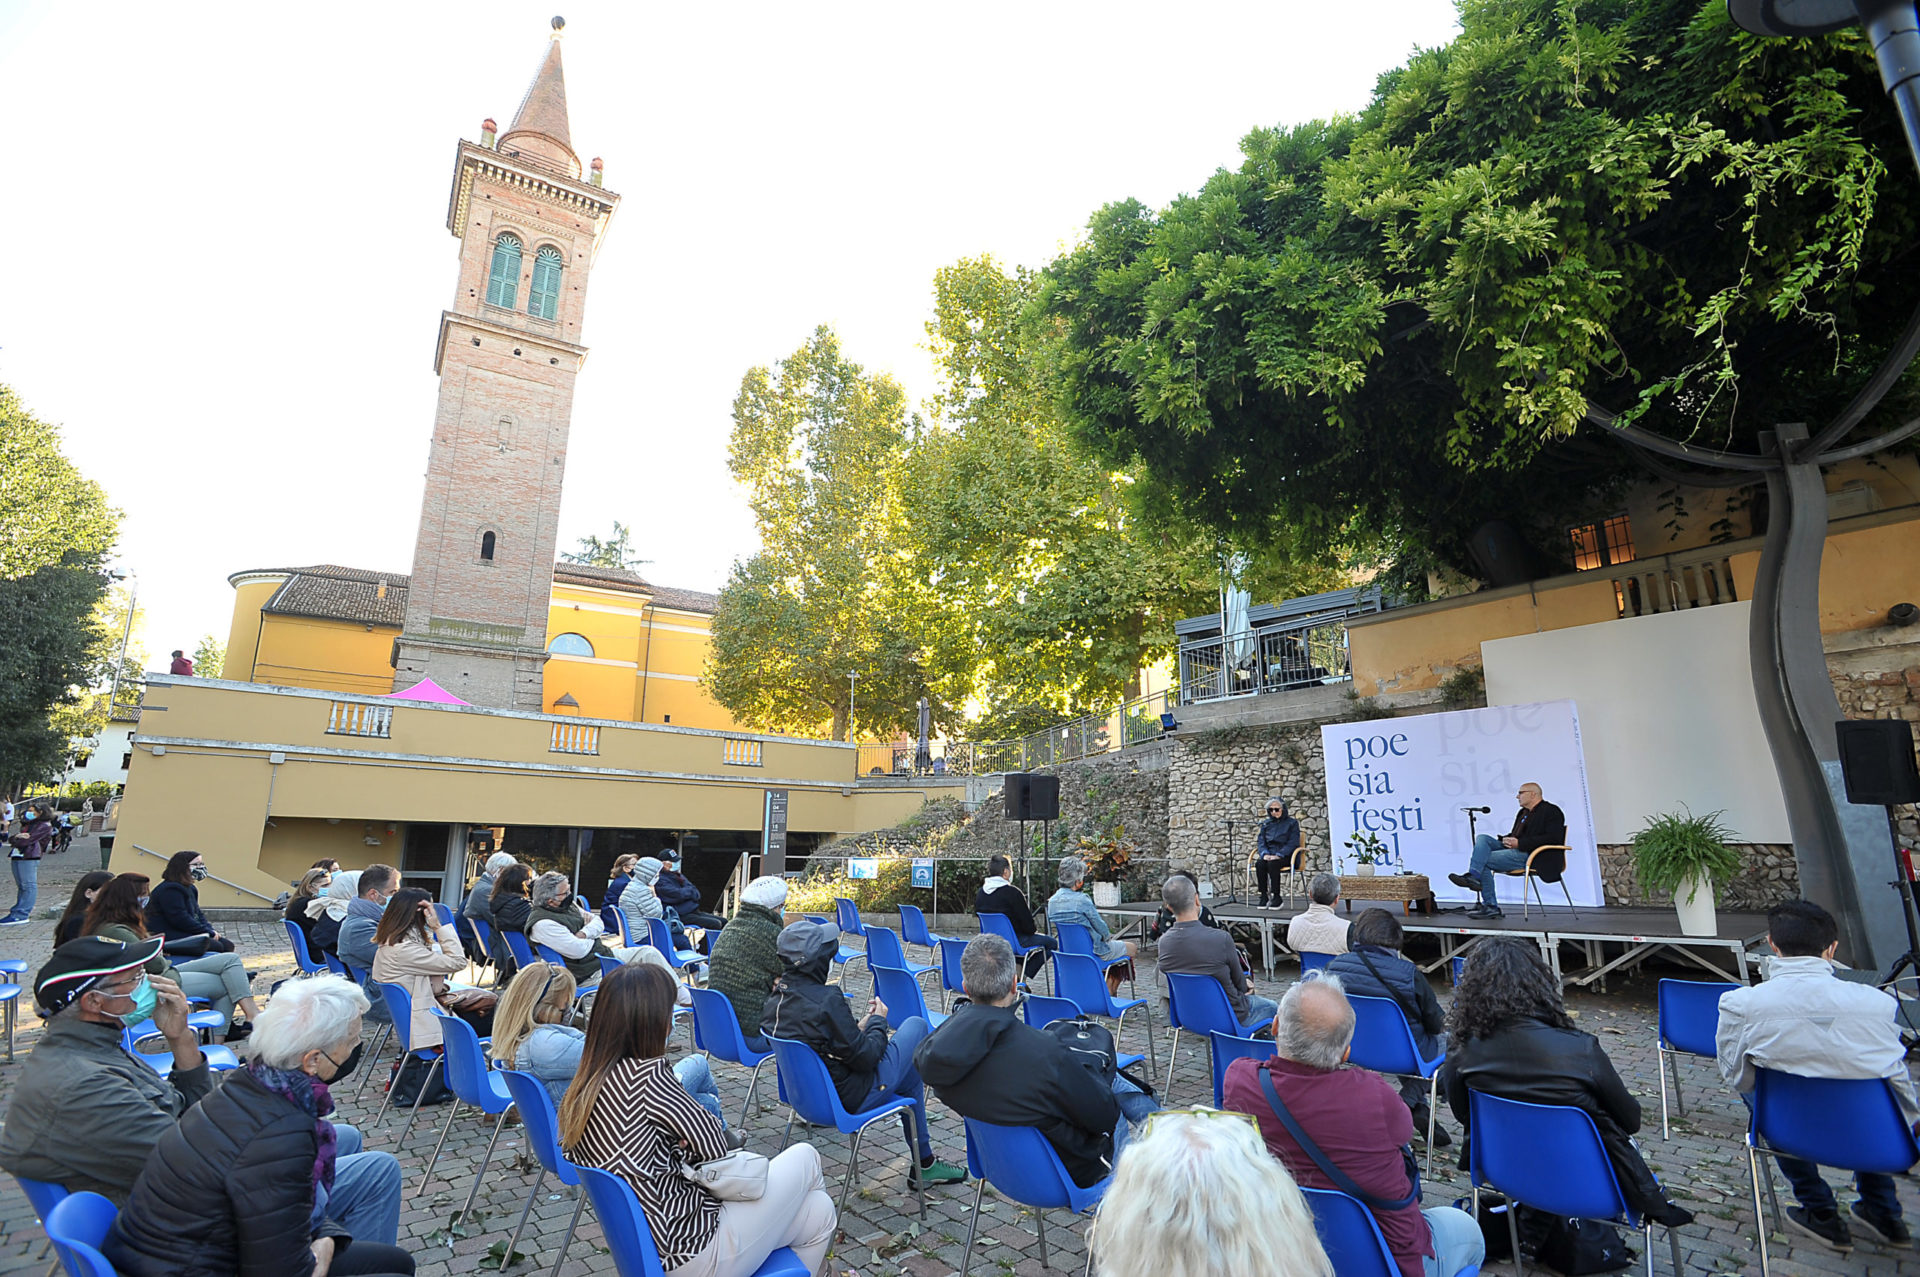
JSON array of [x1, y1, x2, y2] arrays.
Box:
[[1597, 842, 1798, 910], [1166, 721, 1336, 887], [1828, 627, 1920, 847]]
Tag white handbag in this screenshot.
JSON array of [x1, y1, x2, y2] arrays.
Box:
[[679, 1149, 769, 1201]]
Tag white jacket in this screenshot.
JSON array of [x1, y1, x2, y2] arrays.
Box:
[[1715, 955, 1920, 1124]]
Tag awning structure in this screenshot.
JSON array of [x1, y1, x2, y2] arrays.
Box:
[[388, 677, 471, 706]]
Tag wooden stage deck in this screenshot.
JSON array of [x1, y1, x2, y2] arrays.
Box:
[[1099, 898, 1771, 987]]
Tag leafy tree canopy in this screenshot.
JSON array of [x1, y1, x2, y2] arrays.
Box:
[[562, 521, 649, 572], [1041, 0, 1920, 578], [0, 384, 117, 580], [191, 634, 225, 680]]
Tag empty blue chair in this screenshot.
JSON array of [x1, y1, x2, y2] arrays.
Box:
[[766, 1035, 927, 1228], [285, 918, 328, 976], [1300, 950, 1333, 974], [1055, 920, 1130, 994], [419, 1014, 515, 1213], [1303, 1185, 1473, 1277], [0, 982, 21, 1062], [498, 1069, 594, 1277], [1162, 972, 1268, 1099], [688, 986, 776, 1125], [1054, 951, 1157, 1084], [503, 927, 537, 972], [979, 911, 1048, 992], [1469, 1091, 1683, 1277], [646, 917, 706, 982], [870, 963, 948, 1031], [1348, 993, 1447, 1178], [577, 1163, 811, 1277], [1023, 992, 1145, 1071], [45, 1191, 116, 1277], [1745, 1067, 1920, 1276], [373, 981, 445, 1138], [467, 915, 495, 969], [935, 937, 968, 1010], [865, 926, 938, 995], [16, 1174, 67, 1269], [959, 1119, 1108, 1277], [1655, 978, 1739, 1139], [1209, 1031, 1277, 1108], [834, 897, 867, 939], [898, 903, 952, 958]]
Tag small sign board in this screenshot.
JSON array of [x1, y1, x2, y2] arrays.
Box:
[[761, 790, 789, 877], [911, 858, 934, 889], [847, 858, 879, 880]]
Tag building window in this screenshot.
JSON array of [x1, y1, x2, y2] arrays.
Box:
[[120, 751, 133, 771], [548, 632, 593, 657], [486, 234, 521, 308], [1569, 514, 1635, 571], [480, 531, 496, 561], [529, 246, 563, 320]]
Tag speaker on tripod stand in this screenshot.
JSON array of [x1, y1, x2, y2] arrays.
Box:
[[1835, 719, 1920, 1000]]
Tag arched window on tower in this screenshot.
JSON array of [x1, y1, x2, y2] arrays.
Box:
[[486, 234, 521, 309], [529, 247, 564, 321], [480, 531, 496, 561]]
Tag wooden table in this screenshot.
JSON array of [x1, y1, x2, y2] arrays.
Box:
[[1338, 873, 1431, 915]]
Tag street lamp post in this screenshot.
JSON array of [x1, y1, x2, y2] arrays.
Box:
[[107, 572, 139, 716]]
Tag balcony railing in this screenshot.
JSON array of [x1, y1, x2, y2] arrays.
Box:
[[855, 688, 1180, 777], [550, 722, 600, 755], [326, 702, 392, 738], [1177, 615, 1353, 705], [1608, 548, 1739, 618]]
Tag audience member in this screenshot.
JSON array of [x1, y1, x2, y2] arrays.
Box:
[[285, 868, 332, 953], [145, 849, 236, 952], [104, 976, 414, 1277], [562, 963, 834, 1277], [1255, 797, 1302, 907], [489, 863, 534, 975], [916, 934, 1155, 1185], [1225, 976, 1482, 1277], [764, 920, 966, 1184], [1147, 871, 1250, 971], [54, 870, 114, 947], [335, 865, 398, 1023], [708, 874, 789, 1051], [1092, 1108, 1332, 1277], [1716, 899, 1916, 1250], [370, 888, 496, 1046], [1327, 908, 1448, 1139], [1046, 857, 1138, 997], [603, 854, 639, 913], [527, 871, 612, 986], [1441, 939, 1691, 1227], [974, 854, 1056, 977], [0, 937, 211, 1203], [656, 849, 727, 931], [1285, 874, 1351, 958], [310, 871, 361, 957], [621, 857, 704, 953], [1, 803, 53, 925], [86, 873, 261, 1041], [1158, 874, 1275, 1029], [462, 851, 518, 926]]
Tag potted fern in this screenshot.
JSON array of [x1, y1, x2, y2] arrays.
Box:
[[1629, 807, 1743, 936]]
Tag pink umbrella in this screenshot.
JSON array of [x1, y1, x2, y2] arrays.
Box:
[[388, 677, 471, 706]]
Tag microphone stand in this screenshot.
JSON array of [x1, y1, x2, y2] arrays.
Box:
[[1218, 818, 1241, 905]]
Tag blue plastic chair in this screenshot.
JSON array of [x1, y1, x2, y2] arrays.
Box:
[[979, 911, 1048, 992], [645, 917, 705, 982], [1300, 950, 1333, 974], [1655, 978, 1739, 1139], [1055, 920, 1131, 997], [419, 1014, 515, 1213], [870, 963, 949, 1031], [1469, 1090, 1683, 1277], [285, 918, 328, 976], [936, 937, 968, 1010], [16, 1174, 67, 1268], [498, 1069, 593, 1277], [766, 1035, 928, 1228], [322, 951, 351, 979], [434, 902, 456, 927], [123, 1025, 241, 1073], [1053, 951, 1157, 1084], [468, 915, 495, 969], [959, 1119, 1108, 1277], [1022, 993, 1145, 1071], [577, 1163, 811, 1277], [1745, 1067, 1920, 1276], [687, 986, 776, 1125], [865, 926, 939, 995], [503, 927, 537, 972], [834, 897, 867, 938], [373, 981, 445, 1139], [1162, 971, 1268, 1098], [1303, 1185, 1479, 1277], [898, 903, 952, 959], [1347, 993, 1447, 1175], [44, 1191, 116, 1277], [1209, 1031, 1276, 1108]]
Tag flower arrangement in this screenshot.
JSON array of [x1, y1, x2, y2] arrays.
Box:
[[1078, 832, 1134, 883], [1342, 830, 1391, 868]]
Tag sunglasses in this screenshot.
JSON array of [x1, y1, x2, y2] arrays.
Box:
[[1140, 1105, 1260, 1141]]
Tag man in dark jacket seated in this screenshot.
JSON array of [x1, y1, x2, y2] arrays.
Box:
[[1327, 909, 1450, 1143], [973, 854, 1056, 978], [654, 848, 726, 932], [763, 921, 966, 1184], [916, 934, 1155, 1185], [1448, 782, 1566, 919]]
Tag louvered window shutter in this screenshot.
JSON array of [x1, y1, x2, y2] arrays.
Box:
[[530, 247, 563, 320], [487, 236, 521, 309]]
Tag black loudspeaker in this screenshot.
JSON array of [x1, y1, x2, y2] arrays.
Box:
[[1836, 718, 1920, 806], [1004, 773, 1061, 822]]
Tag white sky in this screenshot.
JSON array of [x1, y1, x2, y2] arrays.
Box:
[[0, 0, 1461, 663]]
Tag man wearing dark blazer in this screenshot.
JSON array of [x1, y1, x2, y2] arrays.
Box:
[[1447, 782, 1566, 919]]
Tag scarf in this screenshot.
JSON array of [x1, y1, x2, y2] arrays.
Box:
[[247, 1061, 338, 1197], [314, 871, 362, 922]]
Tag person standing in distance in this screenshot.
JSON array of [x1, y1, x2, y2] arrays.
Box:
[[1447, 783, 1565, 919]]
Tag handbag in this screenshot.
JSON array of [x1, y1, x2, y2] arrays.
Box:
[[679, 1149, 769, 1201], [163, 935, 213, 959]]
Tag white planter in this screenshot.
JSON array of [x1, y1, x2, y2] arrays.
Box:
[[1673, 870, 1718, 937], [1092, 881, 1121, 909], [1355, 863, 1377, 877]]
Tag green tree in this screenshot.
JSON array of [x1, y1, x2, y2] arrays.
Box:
[[562, 521, 648, 571], [0, 385, 117, 580], [1041, 0, 1920, 579], [707, 327, 970, 741], [191, 634, 226, 680], [0, 559, 111, 789]]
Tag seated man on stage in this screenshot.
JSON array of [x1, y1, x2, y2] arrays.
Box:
[[1447, 782, 1565, 920]]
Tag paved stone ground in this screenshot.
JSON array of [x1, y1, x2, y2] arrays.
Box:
[[0, 843, 1916, 1276]]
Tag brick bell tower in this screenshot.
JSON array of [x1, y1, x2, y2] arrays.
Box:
[[394, 17, 619, 709]]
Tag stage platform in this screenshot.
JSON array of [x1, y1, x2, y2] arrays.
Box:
[[1099, 898, 1771, 988]]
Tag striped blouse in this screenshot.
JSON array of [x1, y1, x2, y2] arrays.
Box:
[[568, 1057, 730, 1267]]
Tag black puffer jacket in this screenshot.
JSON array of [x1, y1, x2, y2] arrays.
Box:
[[763, 921, 887, 1111], [1326, 945, 1446, 1060], [145, 880, 215, 942], [104, 1068, 351, 1277]]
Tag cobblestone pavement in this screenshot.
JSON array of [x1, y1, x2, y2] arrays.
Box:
[[0, 844, 1915, 1276]]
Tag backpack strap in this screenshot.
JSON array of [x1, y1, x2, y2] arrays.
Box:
[[1256, 1066, 1418, 1211], [1353, 947, 1423, 1027]]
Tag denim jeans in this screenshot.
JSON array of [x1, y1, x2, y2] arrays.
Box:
[[676, 1054, 725, 1125], [314, 1124, 403, 1246], [1422, 1205, 1487, 1277], [1109, 1073, 1158, 1165], [1244, 994, 1280, 1031], [1468, 836, 1529, 909], [6, 858, 36, 920], [858, 1015, 933, 1161], [1741, 1092, 1902, 1218]]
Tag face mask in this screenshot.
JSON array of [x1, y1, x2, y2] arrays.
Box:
[[189, 865, 208, 881], [107, 977, 158, 1030], [320, 1041, 364, 1084], [138, 895, 150, 908]]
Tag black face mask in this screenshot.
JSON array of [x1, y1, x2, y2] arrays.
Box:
[[321, 1041, 364, 1084]]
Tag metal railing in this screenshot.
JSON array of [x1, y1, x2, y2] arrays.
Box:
[[134, 843, 281, 904], [1177, 614, 1354, 705], [855, 687, 1180, 777], [326, 701, 392, 738]]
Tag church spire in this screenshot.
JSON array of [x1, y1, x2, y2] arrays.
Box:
[[497, 17, 579, 177]]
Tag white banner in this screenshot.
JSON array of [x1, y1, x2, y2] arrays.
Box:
[[1319, 700, 1602, 908]]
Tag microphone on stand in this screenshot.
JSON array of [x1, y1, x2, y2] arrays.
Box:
[[1461, 806, 1492, 813]]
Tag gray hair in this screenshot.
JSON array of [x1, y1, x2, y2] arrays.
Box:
[[740, 875, 789, 910], [530, 872, 572, 908], [961, 933, 1018, 1003], [486, 852, 518, 875], [1162, 874, 1198, 915], [1308, 873, 1341, 906], [1057, 857, 1088, 889], [1275, 973, 1355, 1072], [250, 975, 370, 1069]]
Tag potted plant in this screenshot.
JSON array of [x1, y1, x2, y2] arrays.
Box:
[[1079, 834, 1133, 908], [1342, 830, 1390, 877], [1630, 807, 1743, 936]]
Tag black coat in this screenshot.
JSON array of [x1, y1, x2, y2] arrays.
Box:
[[975, 883, 1040, 939], [145, 881, 214, 943], [1326, 945, 1447, 1060], [1256, 815, 1301, 859], [914, 1002, 1119, 1187], [1440, 1016, 1667, 1218], [1509, 801, 1569, 878], [104, 1069, 350, 1277], [763, 940, 888, 1111]]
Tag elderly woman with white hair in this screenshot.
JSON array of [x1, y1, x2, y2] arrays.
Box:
[[525, 870, 613, 988], [462, 851, 519, 927], [104, 975, 417, 1276], [1046, 856, 1138, 996], [1093, 1108, 1331, 1277], [707, 875, 789, 1049]]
